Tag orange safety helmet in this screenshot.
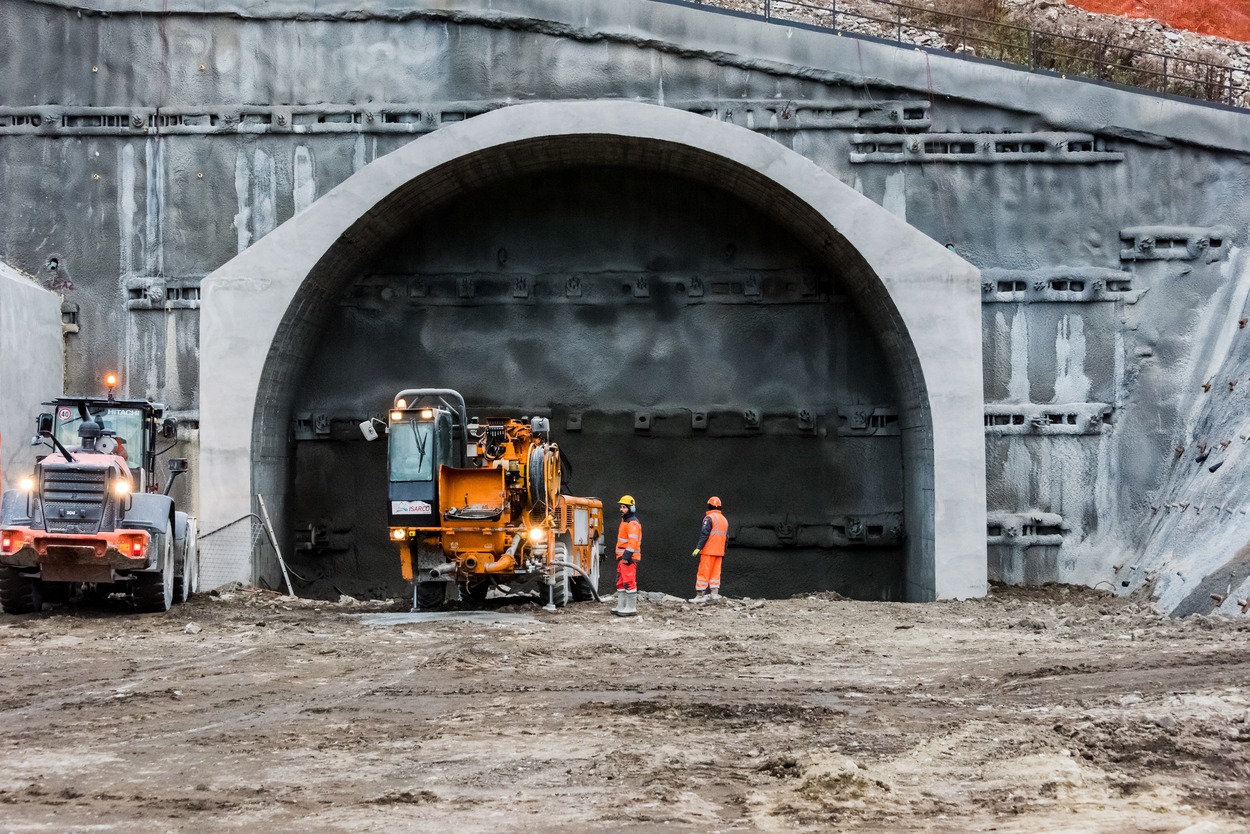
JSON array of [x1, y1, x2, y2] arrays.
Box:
[[706, 496, 722, 508]]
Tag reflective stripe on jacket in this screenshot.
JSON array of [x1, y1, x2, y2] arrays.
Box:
[[616, 514, 642, 561], [696, 509, 728, 557]]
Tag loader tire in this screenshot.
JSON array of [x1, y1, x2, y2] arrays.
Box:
[[547, 538, 574, 607], [134, 524, 174, 613], [570, 536, 599, 602], [548, 566, 571, 609], [173, 515, 199, 603], [415, 581, 445, 609], [0, 566, 43, 614], [571, 575, 596, 602]]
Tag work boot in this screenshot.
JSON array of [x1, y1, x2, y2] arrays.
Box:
[[708, 588, 720, 601], [613, 590, 638, 617], [691, 590, 707, 604]]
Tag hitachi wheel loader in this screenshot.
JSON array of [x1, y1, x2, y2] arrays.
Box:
[[366, 389, 604, 610], [0, 375, 197, 614]]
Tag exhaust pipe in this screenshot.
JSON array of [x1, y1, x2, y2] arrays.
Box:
[[428, 563, 457, 579]]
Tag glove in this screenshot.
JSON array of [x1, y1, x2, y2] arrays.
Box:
[[620, 553, 634, 566], [692, 548, 701, 558]]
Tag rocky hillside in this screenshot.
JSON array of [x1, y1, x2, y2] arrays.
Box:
[[1070, 0, 1250, 42], [693, 0, 1250, 106]]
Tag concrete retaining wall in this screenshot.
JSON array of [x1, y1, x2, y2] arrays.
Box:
[[0, 264, 64, 490]]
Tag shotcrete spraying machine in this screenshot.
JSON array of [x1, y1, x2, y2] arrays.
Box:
[[365, 388, 604, 609]]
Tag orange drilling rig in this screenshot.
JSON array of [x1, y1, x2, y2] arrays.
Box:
[[0, 374, 197, 613], [367, 388, 604, 609]]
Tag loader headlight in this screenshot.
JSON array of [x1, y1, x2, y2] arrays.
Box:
[[112, 479, 131, 497], [18, 476, 35, 492], [390, 410, 404, 422], [396, 399, 407, 409], [528, 527, 545, 543], [419, 409, 433, 419], [391, 528, 407, 541]]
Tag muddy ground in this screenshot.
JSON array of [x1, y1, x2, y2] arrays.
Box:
[[0, 584, 1247, 833]]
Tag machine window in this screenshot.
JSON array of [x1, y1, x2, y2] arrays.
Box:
[[55, 407, 144, 468], [389, 420, 436, 482]]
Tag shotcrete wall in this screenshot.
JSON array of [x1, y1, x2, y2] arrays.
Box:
[[291, 167, 909, 600], [0, 265, 64, 490], [3, 0, 1250, 609]]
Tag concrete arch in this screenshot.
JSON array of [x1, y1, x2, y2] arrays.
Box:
[[200, 100, 986, 600]]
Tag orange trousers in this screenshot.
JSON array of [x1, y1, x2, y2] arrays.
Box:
[[616, 558, 638, 592], [695, 554, 722, 591]]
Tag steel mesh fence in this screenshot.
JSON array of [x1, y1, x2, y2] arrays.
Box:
[[197, 513, 271, 590]]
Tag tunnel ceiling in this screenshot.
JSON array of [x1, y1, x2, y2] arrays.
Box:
[[261, 135, 928, 463]]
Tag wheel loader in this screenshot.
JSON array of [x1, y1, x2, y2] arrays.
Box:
[[367, 389, 604, 609], [0, 375, 198, 614]]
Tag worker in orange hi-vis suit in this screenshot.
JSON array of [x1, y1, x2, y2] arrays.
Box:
[[612, 495, 642, 617], [691, 496, 728, 603]]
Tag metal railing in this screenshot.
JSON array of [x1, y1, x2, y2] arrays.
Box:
[[675, 0, 1249, 109]]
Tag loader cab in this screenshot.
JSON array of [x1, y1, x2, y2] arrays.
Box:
[[387, 405, 455, 529], [44, 398, 175, 494]]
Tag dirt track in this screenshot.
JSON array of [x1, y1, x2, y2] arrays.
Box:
[[1, 584, 1248, 832]]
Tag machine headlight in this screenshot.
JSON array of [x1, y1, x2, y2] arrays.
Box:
[[390, 410, 404, 422], [112, 479, 131, 497], [419, 409, 433, 419], [18, 476, 35, 492], [528, 527, 546, 543], [391, 528, 407, 541], [396, 399, 407, 409]]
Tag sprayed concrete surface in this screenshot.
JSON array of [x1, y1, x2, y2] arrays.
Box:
[[0, 584, 1247, 832], [4, 0, 1250, 610], [0, 264, 64, 491]]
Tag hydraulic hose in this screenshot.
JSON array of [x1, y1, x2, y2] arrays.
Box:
[[546, 558, 603, 603]]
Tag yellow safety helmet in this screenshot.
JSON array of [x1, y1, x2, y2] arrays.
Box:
[[618, 495, 636, 510]]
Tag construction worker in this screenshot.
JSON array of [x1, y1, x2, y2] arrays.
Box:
[[691, 496, 728, 602], [112, 434, 127, 462], [613, 495, 641, 617]]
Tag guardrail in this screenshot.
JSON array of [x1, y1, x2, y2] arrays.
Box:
[[672, 0, 1249, 109]]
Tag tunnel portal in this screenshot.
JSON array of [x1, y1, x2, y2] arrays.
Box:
[[200, 101, 987, 603], [287, 166, 907, 600]]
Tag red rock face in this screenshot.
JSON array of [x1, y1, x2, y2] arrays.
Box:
[[1067, 0, 1250, 42]]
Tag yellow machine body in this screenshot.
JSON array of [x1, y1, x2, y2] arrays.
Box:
[[386, 392, 604, 608]]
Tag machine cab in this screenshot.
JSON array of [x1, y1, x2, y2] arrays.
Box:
[[387, 405, 455, 528], [385, 390, 465, 529], [44, 397, 174, 494]]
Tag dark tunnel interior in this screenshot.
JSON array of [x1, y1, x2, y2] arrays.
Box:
[[284, 165, 907, 600]]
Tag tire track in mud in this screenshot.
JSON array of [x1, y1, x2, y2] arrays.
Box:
[[2, 587, 1248, 831], [0, 641, 264, 720]]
